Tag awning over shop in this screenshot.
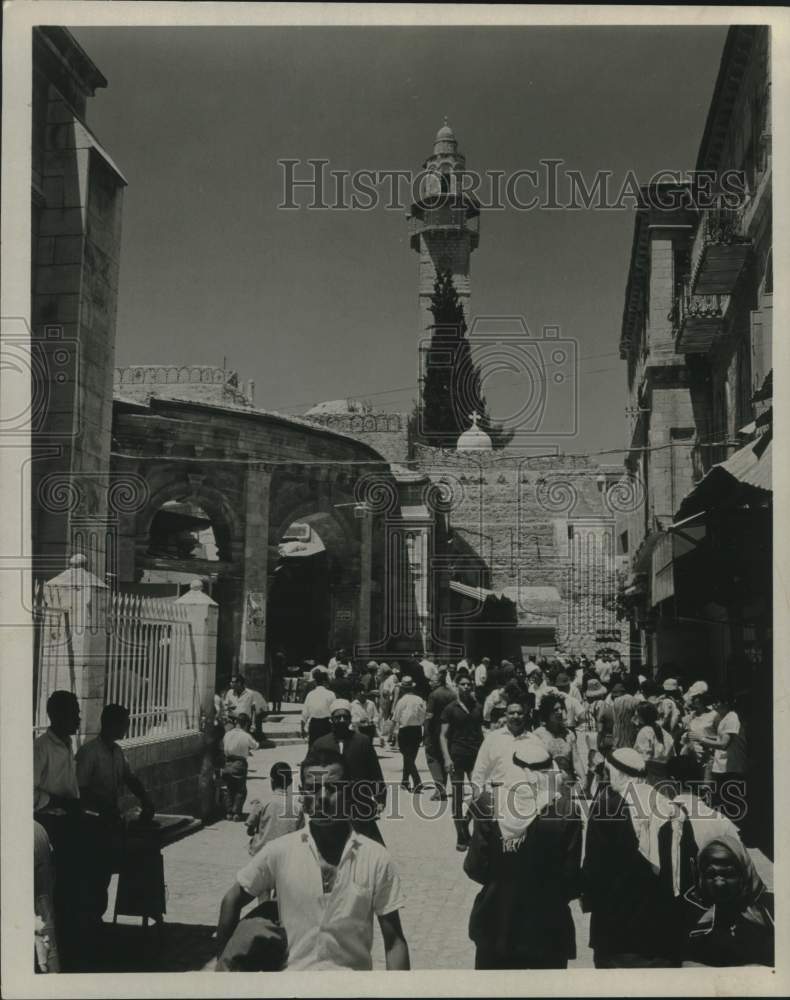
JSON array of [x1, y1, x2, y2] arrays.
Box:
[[449, 581, 562, 626], [677, 435, 771, 519]]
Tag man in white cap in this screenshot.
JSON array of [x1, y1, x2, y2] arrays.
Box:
[[582, 747, 678, 967], [312, 699, 387, 844]]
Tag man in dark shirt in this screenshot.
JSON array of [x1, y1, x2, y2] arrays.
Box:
[[311, 700, 387, 844], [423, 669, 456, 801], [439, 674, 484, 850]]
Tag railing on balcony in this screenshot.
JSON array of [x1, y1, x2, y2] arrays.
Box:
[[674, 282, 731, 353], [689, 205, 751, 296], [408, 203, 480, 249]]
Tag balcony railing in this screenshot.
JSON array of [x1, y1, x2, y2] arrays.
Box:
[[408, 203, 480, 250], [688, 206, 751, 296], [674, 284, 731, 354]]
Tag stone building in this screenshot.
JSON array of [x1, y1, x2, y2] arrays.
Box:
[[31, 27, 126, 582], [295, 121, 630, 664], [618, 25, 772, 685], [110, 122, 630, 672]]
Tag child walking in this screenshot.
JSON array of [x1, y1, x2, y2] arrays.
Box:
[[246, 761, 304, 856], [221, 713, 259, 821]]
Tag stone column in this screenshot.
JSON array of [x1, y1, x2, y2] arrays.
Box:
[[239, 463, 271, 693], [44, 553, 109, 744], [355, 504, 373, 657], [176, 579, 219, 820], [405, 525, 432, 656], [175, 579, 219, 720]]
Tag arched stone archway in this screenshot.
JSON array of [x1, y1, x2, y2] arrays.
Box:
[[267, 504, 363, 665]]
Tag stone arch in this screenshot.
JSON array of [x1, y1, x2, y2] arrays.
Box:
[[139, 476, 241, 563], [272, 502, 357, 568]]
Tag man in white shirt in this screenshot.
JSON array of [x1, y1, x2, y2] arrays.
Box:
[[350, 687, 379, 741], [474, 658, 489, 702], [470, 700, 547, 794], [224, 675, 256, 724], [217, 748, 410, 970], [34, 690, 81, 817], [419, 654, 438, 684], [301, 669, 336, 744], [390, 676, 427, 791], [525, 662, 556, 710], [595, 655, 614, 685], [76, 704, 154, 821], [698, 690, 748, 816], [327, 649, 351, 681]]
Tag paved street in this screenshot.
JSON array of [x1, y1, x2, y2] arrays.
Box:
[[105, 707, 772, 972], [105, 707, 593, 971]]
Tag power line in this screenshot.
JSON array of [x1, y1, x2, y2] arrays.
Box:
[[275, 352, 625, 413]]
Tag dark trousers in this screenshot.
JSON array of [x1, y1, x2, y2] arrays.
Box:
[[357, 723, 376, 742], [594, 951, 679, 968], [450, 752, 478, 845], [35, 810, 115, 971], [398, 726, 422, 788], [308, 716, 332, 745], [270, 677, 283, 713], [216, 901, 287, 972], [475, 943, 569, 970], [221, 757, 249, 816], [425, 743, 448, 794]]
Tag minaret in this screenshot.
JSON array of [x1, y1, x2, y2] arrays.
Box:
[[407, 119, 480, 344]]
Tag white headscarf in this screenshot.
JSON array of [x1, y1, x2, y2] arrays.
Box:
[[492, 751, 560, 852], [607, 749, 673, 874], [672, 791, 740, 850]]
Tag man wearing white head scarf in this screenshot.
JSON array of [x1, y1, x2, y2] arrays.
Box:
[[464, 744, 582, 969], [582, 748, 679, 967]]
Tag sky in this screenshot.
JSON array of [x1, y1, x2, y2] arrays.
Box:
[[73, 24, 728, 458]]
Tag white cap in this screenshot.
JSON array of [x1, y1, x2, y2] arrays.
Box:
[[609, 747, 647, 777]]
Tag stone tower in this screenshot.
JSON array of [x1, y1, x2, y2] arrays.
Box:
[[408, 120, 480, 344]]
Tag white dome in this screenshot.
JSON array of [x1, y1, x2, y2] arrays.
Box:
[[457, 413, 492, 452], [436, 120, 455, 142]]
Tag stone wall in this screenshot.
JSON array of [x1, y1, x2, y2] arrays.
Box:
[[114, 365, 254, 409], [414, 447, 629, 658], [31, 28, 125, 581], [122, 731, 212, 819], [302, 411, 409, 463]]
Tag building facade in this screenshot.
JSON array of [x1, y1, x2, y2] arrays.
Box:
[[618, 26, 772, 688], [32, 27, 127, 582]]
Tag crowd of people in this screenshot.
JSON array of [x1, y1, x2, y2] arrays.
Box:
[[32, 649, 769, 974], [213, 648, 771, 972]]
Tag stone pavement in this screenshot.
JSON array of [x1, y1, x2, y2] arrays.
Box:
[[107, 729, 589, 970], [104, 711, 773, 972]]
